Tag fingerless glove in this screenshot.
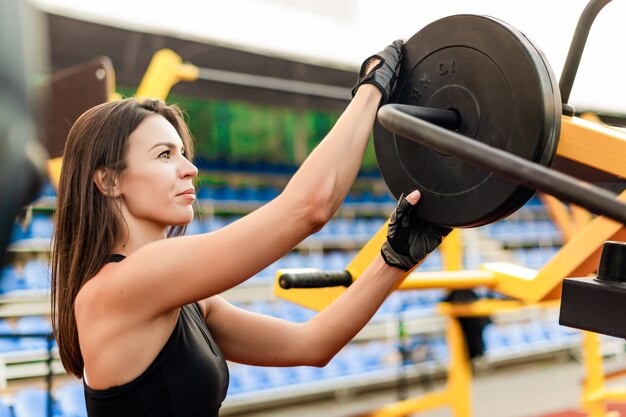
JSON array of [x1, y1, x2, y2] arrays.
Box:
[[352, 39, 403, 105]]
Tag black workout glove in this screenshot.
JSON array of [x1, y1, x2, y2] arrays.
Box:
[[381, 192, 453, 271], [352, 39, 403, 105]]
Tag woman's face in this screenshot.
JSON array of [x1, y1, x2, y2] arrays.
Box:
[[119, 114, 198, 229]]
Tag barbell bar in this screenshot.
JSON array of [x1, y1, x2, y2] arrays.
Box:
[[377, 103, 626, 225]]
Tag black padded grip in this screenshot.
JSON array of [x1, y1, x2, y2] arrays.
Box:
[[279, 270, 353, 289]]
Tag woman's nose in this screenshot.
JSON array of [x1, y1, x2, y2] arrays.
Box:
[[180, 158, 198, 178]]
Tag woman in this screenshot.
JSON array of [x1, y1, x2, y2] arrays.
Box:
[[51, 40, 449, 416]]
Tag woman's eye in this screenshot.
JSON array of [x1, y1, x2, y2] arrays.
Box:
[[159, 151, 171, 159]]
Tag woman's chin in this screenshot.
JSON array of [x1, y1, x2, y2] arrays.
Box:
[[172, 214, 194, 227]]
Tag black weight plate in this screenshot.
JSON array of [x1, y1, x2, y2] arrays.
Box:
[[374, 15, 561, 228]]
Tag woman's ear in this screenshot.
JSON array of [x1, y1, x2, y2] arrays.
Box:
[[93, 168, 121, 197]]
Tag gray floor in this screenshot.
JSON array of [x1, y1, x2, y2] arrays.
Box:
[[222, 357, 611, 417]]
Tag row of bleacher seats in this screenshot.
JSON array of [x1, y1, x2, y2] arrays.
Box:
[[185, 216, 387, 239], [2, 245, 566, 296], [9, 214, 388, 244], [482, 220, 562, 245], [4, 187, 569, 411], [0, 317, 581, 417], [10, 217, 54, 243], [197, 185, 396, 205], [36, 181, 554, 212], [11, 199, 556, 258], [15, 215, 566, 249], [0, 250, 445, 296], [193, 160, 383, 179], [0, 384, 84, 417], [464, 246, 562, 271], [35, 180, 396, 206], [36, 181, 554, 213], [512, 246, 562, 270], [0, 290, 577, 357], [226, 317, 581, 396], [234, 288, 446, 324], [0, 317, 53, 353], [0, 261, 50, 294], [36, 182, 553, 211]]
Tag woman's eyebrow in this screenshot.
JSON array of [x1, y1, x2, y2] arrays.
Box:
[[148, 142, 183, 152]]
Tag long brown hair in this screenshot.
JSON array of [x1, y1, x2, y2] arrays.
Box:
[[51, 98, 196, 378]]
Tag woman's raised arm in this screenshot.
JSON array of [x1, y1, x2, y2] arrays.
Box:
[[91, 41, 404, 318]]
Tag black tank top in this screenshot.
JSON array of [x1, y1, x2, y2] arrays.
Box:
[[83, 254, 229, 416]]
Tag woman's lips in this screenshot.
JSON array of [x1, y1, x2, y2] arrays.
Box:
[[177, 188, 196, 200]]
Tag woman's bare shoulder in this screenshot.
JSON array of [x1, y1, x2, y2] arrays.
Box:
[[74, 262, 122, 320]]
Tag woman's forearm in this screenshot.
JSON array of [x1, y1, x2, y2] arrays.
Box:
[[303, 255, 405, 365], [283, 85, 382, 220]]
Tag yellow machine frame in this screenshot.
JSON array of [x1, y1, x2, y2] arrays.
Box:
[[49, 49, 626, 417]]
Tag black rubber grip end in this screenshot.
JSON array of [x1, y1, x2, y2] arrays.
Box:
[[279, 270, 353, 289]]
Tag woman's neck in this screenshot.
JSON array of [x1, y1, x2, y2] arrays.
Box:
[[113, 220, 168, 256]]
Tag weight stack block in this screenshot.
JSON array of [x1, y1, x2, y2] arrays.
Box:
[[560, 241, 626, 339]]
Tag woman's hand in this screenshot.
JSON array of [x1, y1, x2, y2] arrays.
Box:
[[381, 190, 452, 271], [352, 39, 403, 105]]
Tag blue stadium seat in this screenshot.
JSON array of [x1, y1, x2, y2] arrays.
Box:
[[366, 218, 384, 234], [184, 218, 205, 235], [227, 379, 242, 396], [29, 215, 54, 240], [341, 347, 368, 375], [359, 191, 375, 204], [196, 186, 213, 200], [38, 181, 57, 198], [353, 219, 369, 236], [483, 323, 506, 350], [429, 337, 449, 361], [9, 223, 29, 244], [239, 186, 260, 201], [281, 253, 302, 269], [0, 267, 28, 295], [304, 253, 325, 269], [205, 217, 227, 232], [343, 193, 356, 204], [334, 220, 351, 238], [291, 366, 321, 384], [12, 388, 51, 417], [324, 252, 346, 270], [55, 383, 87, 417], [23, 260, 50, 290], [257, 186, 280, 202], [0, 400, 12, 417], [360, 342, 387, 370], [15, 316, 53, 351], [523, 322, 548, 345], [240, 366, 269, 391], [228, 366, 254, 393], [500, 323, 527, 350], [320, 357, 344, 379], [265, 367, 293, 388], [0, 319, 19, 353], [213, 185, 236, 201]]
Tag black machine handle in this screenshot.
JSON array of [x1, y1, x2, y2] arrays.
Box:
[[559, 0, 613, 104], [279, 270, 352, 289], [377, 103, 626, 225]]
